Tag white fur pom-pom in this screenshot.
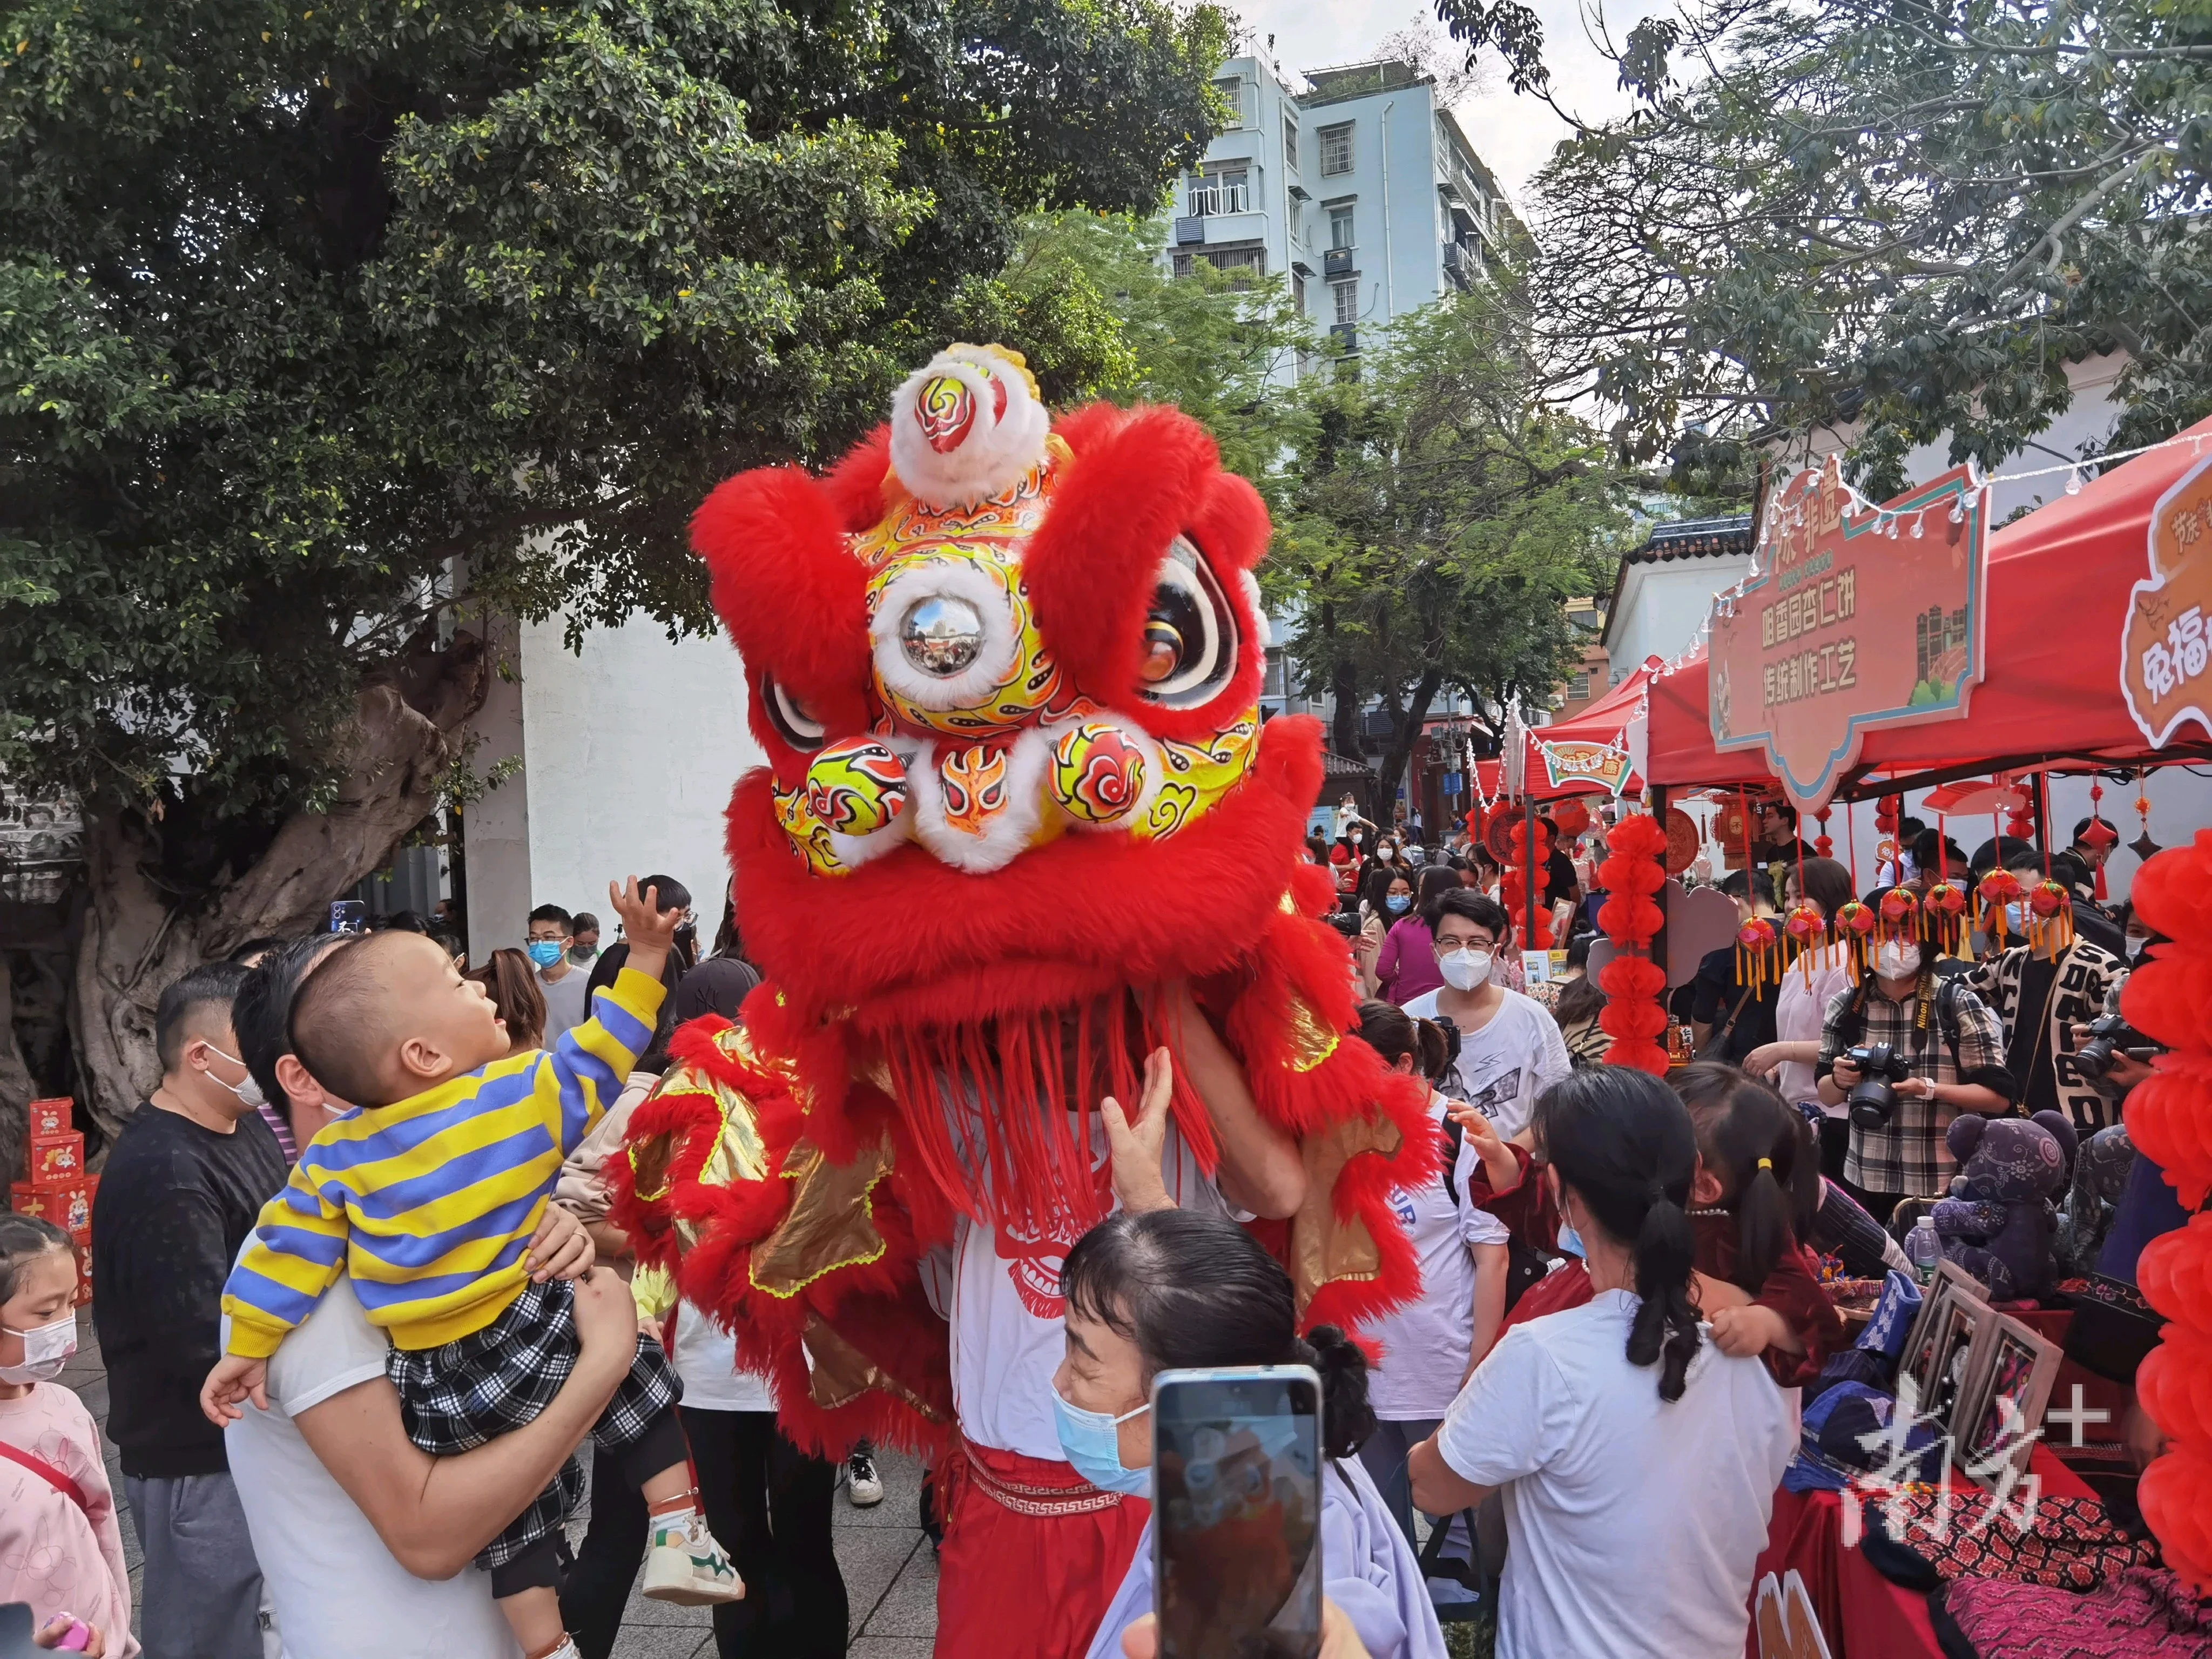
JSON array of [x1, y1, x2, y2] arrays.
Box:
[[886, 345, 1051, 510]]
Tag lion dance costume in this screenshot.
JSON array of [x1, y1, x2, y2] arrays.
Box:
[[610, 346, 1435, 1657]]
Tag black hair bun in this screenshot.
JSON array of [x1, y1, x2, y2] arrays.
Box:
[[1299, 1325, 1377, 1461]]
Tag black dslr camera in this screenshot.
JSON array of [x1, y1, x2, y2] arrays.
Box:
[[1844, 1042, 1913, 1130], [2078, 1014, 2160, 1082]]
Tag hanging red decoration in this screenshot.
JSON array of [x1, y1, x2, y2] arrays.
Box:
[[1550, 798, 1591, 838], [2088, 781, 2113, 901], [1814, 808, 1833, 859], [1833, 900, 1878, 980], [1977, 866, 2027, 948], [1597, 811, 1671, 1075], [1504, 818, 1554, 952], [1783, 904, 1829, 983], [2122, 830, 2212, 1589], [1923, 881, 1970, 957], [2028, 878, 2074, 954], [1735, 915, 1779, 992]]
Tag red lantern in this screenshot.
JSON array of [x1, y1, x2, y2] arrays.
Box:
[[1597, 812, 1673, 1074], [1550, 798, 1591, 838], [2122, 831, 2212, 1588], [1977, 867, 2027, 947], [1735, 915, 1779, 992], [1833, 900, 1878, 980], [1923, 881, 1968, 957]]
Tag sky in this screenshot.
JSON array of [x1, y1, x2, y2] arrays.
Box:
[[1227, 0, 1667, 203]]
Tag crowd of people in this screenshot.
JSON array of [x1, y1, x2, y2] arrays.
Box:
[[0, 790, 2182, 1659]]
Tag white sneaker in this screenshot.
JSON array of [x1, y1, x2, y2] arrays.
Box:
[[640, 1513, 745, 1606], [847, 1444, 885, 1507]]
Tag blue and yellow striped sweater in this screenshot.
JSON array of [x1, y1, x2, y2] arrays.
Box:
[[221, 966, 665, 1358]]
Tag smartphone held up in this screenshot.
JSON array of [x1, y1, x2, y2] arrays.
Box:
[[1152, 1365, 1324, 1659]]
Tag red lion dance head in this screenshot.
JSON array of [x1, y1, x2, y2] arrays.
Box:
[[611, 345, 1433, 1456]]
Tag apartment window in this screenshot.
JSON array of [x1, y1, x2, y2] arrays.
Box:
[[1328, 204, 1355, 251], [1174, 245, 1266, 287], [1319, 122, 1354, 176], [1283, 117, 1299, 172], [1265, 648, 1288, 699], [1332, 279, 1358, 324], [1290, 198, 1304, 240], [1215, 75, 1247, 130], [1292, 271, 1307, 314], [1185, 168, 1250, 217], [1567, 672, 1592, 702]]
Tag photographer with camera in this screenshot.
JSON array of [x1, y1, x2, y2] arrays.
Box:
[[1815, 894, 2017, 1224], [1965, 846, 2129, 1135]]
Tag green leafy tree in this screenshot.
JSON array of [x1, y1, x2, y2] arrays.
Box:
[[1465, 0, 2212, 488], [0, 0, 1227, 1134], [1269, 289, 1631, 814]]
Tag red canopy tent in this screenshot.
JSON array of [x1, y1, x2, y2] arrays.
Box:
[[1645, 416, 2212, 797]]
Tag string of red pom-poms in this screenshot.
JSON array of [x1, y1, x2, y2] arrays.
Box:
[[1596, 810, 1670, 1075], [2123, 830, 2212, 1587]]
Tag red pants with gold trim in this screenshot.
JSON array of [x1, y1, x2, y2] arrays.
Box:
[[933, 1439, 1150, 1659]]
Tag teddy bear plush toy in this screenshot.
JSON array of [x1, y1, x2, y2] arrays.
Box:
[[1932, 1111, 2080, 1300]]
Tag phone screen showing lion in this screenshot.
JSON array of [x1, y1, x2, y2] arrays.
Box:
[[1152, 1367, 1323, 1659]]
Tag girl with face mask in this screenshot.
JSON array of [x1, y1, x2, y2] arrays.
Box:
[[1053, 1208, 1447, 1659], [0, 1214, 133, 1655]]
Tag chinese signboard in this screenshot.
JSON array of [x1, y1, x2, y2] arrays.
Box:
[[2121, 449, 2212, 746], [1537, 739, 1633, 796], [1708, 456, 1990, 812]]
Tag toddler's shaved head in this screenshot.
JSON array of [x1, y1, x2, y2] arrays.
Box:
[[289, 930, 511, 1107]]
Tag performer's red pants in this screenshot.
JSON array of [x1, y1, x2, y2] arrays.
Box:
[[933, 1439, 1150, 1659]]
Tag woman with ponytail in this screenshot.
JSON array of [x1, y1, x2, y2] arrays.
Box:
[[1408, 1068, 1796, 1659], [1347, 1000, 1512, 1546], [1054, 1208, 1447, 1659]]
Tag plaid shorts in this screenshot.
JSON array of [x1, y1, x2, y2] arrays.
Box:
[[387, 1276, 684, 1569]]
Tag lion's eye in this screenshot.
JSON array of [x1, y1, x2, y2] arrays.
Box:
[[1136, 536, 1238, 708], [763, 676, 826, 748]]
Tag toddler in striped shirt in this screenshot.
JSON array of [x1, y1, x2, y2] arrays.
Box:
[[200, 878, 739, 1659]]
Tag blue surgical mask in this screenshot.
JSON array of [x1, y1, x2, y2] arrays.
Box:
[[2003, 901, 2030, 936], [1386, 893, 1412, 914], [526, 940, 565, 968], [1556, 1224, 1585, 1259], [1051, 1387, 1151, 1498]]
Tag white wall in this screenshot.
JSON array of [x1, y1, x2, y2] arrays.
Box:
[[1607, 555, 1753, 682], [463, 612, 764, 956]]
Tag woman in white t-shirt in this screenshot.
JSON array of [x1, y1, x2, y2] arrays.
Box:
[[1408, 1068, 1797, 1659], [1743, 857, 1857, 1181], [1051, 1208, 1448, 1659], [1347, 1000, 1510, 1547]]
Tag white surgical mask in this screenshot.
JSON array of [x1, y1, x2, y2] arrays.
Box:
[[2127, 935, 2150, 961], [202, 1045, 265, 1109], [1439, 948, 1493, 991], [1377, 846, 1394, 862], [1876, 942, 1923, 980], [0, 1310, 77, 1384]]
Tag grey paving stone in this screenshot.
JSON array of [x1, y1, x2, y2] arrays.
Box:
[[858, 1541, 940, 1638], [849, 1638, 936, 1659], [608, 1626, 713, 1659], [836, 1526, 925, 1635]]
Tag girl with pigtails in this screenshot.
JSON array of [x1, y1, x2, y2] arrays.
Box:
[[1408, 1068, 1798, 1659]]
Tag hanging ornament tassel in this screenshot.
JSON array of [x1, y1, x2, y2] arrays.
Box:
[[1978, 865, 2026, 950], [2089, 780, 2112, 901], [1784, 903, 1827, 983], [1835, 900, 1877, 981], [2029, 879, 2074, 954]]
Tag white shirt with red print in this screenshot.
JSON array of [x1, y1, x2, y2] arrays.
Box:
[[922, 1116, 1229, 1461]]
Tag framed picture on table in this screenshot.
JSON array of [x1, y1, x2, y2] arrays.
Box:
[[1952, 1314, 2063, 1474], [1900, 1267, 1995, 1429], [1898, 1263, 1987, 1387]]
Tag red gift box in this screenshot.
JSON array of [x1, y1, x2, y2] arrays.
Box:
[[11, 1179, 89, 1231], [72, 1238, 92, 1305], [26, 1130, 84, 1185], [27, 1099, 70, 1138]]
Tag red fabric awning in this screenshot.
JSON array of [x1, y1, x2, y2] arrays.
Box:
[[1645, 417, 2212, 793]]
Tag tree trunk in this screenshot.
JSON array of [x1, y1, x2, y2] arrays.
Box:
[[1374, 667, 1445, 824], [70, 632, 489, 1141], [0, 966, 35, 1199]]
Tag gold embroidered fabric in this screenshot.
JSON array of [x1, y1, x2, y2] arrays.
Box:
[[1289, 1110, 1404, 1312], [749, 1130, 895, 1298], [801, 1310, 945, 1421], [1286, 993, 1341, 1073]]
